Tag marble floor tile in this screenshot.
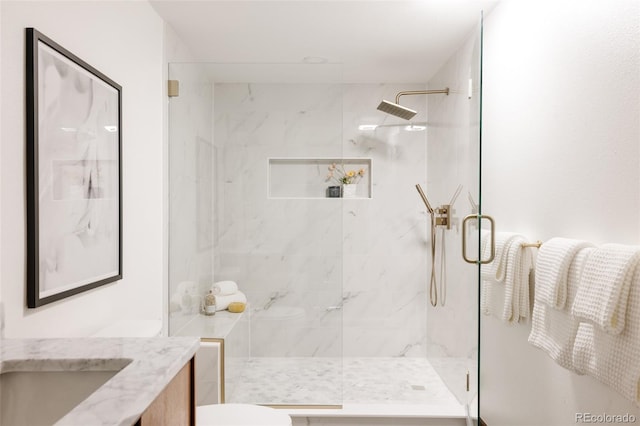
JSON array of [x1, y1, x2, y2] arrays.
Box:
[[226, 357, 463, 410]]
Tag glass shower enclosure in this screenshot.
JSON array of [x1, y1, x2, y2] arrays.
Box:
[[167, 12, 483, 418]]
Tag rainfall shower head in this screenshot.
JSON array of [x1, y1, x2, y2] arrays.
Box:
[[377, 88, 449, 120], [377, 100, 418, 120]]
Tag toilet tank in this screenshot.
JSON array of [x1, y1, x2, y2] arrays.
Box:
[[92, 319, 162, 338]]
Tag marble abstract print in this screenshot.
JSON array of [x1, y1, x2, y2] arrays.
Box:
[[37, 42, 120, 297]]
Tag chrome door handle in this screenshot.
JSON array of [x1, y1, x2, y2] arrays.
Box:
[[462, 214, 495, 264], [326, 306, 342, 311]]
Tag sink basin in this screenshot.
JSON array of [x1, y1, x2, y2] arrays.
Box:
[[0, 359, 131, 426]]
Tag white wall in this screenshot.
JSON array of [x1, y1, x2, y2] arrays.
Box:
[[0, 1, 165, 337], [481, 1, 640, 424]]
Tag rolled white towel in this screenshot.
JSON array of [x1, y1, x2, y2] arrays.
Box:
[[212, 280, 238, 296], [214, 291, 247, 311]]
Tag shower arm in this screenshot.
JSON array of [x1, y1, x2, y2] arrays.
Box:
[[395, 88, 450, 104]]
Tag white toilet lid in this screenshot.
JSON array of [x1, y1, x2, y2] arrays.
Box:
[[197, 403, 292, 426]]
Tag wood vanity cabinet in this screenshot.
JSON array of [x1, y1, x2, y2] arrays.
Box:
[[135, 357, 195, 426]]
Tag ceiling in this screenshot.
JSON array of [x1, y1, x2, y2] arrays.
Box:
[[150, 0, 498, 83]]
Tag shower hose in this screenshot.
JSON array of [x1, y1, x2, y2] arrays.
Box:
[[429, 211, 437, 307], [428, 213, 447, 307]]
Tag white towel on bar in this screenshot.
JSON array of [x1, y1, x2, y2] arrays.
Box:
[[528, 247, 595, 372], [481, 232, 521, 283], [481, 232, 519, 316], [572, 265, 640, 404], [481, 232, 532, 322], [480, 230, 493, 315], [502, 235, 534, 323], [534, 238, 594, 309], [572, 244, 640, 335], [212, 280, 239, 296]]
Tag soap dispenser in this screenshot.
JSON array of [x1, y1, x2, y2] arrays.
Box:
[[204, 291, 216, 316]]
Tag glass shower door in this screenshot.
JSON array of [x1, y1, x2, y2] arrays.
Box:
[[424, 13, 483, 422], [168, 62, 345, 408]]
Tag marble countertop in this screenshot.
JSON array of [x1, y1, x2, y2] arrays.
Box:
[[0, 336, 200, 426]]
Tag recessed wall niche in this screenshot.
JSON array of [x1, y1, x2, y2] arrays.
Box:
[[268, 158, 372, 199]]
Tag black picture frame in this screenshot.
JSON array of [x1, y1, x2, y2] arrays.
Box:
[[26, 28, 122, 308]]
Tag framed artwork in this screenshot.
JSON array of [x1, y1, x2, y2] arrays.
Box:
[[26, 28, 122, 308]]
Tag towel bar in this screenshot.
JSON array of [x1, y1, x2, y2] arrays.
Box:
[[521, 241, 543, 248]]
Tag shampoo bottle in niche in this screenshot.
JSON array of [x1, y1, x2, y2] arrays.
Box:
[[204, 291, 216, 315]]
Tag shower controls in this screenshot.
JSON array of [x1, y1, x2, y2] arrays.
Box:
[[435, 205, 451, 229]]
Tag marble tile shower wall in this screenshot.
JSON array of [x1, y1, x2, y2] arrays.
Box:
[[341, 84, 429, 357], [214, 83, 430, 357]]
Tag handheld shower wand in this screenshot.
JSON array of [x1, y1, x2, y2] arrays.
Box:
[[415, 184, 434, 214], [416, 184, 438, 306]]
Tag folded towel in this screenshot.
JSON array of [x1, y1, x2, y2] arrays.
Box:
[[572, 265, 640, 404], [212, 280, 238, 296], [480, 231, 491, 315], [534, 238, 593, 309], [481, 233, 530, 321], [481, 232, 520, 316], [481, 232, 521, 283], [528, 247, 595, 372], [214, 291, 247, 311], [572, 244, 640, 334], [502, 235, 534, 323]]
